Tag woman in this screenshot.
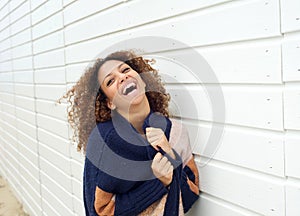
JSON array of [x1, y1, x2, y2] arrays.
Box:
[[62, 50, 200, 215]]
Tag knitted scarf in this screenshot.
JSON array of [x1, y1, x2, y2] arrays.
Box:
[[85, 110, 183, 216]]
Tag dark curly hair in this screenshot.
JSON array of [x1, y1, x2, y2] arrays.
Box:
[[59, 50, 171, 152]]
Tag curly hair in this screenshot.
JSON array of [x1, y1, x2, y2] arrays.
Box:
[[60, 50, 171, 153]]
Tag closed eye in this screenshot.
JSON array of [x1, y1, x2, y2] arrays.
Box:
[[106, 78, 114, 86], [122, 67, 130, 73]]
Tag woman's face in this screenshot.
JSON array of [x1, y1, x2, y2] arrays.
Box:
[[98, 60, 146, 110]]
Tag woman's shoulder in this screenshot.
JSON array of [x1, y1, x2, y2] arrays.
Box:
[[169, 118, 189, 138], [86, 121, 114, 156]]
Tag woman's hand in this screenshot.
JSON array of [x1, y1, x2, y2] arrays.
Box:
[[151, 153, 174, 187], [146, 127, 175, 159]]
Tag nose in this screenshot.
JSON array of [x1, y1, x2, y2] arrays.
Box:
[[119, 72, 128, 83]]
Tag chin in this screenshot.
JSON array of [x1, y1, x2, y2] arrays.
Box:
[[129, 93, 146, 105]]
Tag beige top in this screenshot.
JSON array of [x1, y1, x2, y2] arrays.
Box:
[[169, 118, 193, 167], [138, 119, 193, 216]]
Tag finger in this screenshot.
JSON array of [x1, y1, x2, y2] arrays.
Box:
[[146, 134, 162, 144], [153, 152, 163, 162], [146, 135, 159, 143], [146, 127, 163, 137], [159, 156, 168, 166], [167, 164, 174, 174], [162, 160, 172, 172], [148, 129, 163, 138], [146, 133, 160, 144], [149, 140, 161, 149], [151, 153, 162, 169]]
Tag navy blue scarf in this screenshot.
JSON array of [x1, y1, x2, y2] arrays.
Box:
[[85, 110, 182, 215]]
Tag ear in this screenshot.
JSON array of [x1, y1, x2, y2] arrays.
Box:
[[107, 100, 116, 110]]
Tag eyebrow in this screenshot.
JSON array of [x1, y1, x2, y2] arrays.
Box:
[[103, 62, 126, 80]]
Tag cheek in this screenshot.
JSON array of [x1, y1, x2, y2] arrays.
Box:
[[102, 85, 118, 101]]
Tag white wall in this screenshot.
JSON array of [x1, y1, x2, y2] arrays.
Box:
[[0, 0, 299, 215]]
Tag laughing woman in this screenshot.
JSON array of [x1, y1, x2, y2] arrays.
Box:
[[62, 50, 200, 215]]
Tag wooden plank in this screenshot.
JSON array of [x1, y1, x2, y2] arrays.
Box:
[[1, 92, 14, 104], [281, 0, 300, 33], [284, 84, 300, 130], [63, 0, 122, 25], [14, 70, 34, 84], [69, 143, 85, 162], [33, 30, 64, 54], [1, 102, 15, 115], [63, 0, 77, 7], [30, 0, 48, 12], [36, 113, 69, 139], [167, 85, 284, 130], [9, 0, 30, 25], [38, 127, 70, 156], [0, 48, 11, 62], [184, 120, 284, 177], [282, 39, 300, 81], [0, 38, 11, 52], [0, 114, 17, 137], [32, 12, 63, 40], [71, 177, 83, 201], [15, 106, 36, 125], [18, 161, 40, 194], [10, 28, 31, 47], [0, 22, 10, 41], [31, 0, 62, 25], [187, 193, 261, 216], [33, 48, 65, 69], [17, 145, 39, 180], [198, 159, 285, 216], [129, 0, 280, 50], [16, 118, 37, 139], [65, 0, 281, 63], [286, 179, 300, 216], [35, 84, 66, 101], [12, 56, 33, 71], [39, 142, 71, 176], [35, 67, 66, 84], [10, 14, 30, 36], [0, 2, 9, 21], [36, 99, 67, 121], [0, 0, 9, 9], [151, 41, 281, 84], [70, 158, 84, 181], [38, 147, 73, 190], [9, 0, 26, 12], [14, 83, 34, 97], [40, 172, 73, 213], [0, 72, 13, 82], [63, 0, 231, 30], [65, 63, 87, 83], [17, 129, 38, 153], [285, 131, 300, 178], [0, 60, 13, 72], [15, 95, 35, 113], [72, 195, 85, 216]]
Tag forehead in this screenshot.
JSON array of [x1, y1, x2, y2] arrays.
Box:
[[98, 60, 124, 84]]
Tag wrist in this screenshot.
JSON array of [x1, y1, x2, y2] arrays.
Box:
[[162, 178, 172, 187]]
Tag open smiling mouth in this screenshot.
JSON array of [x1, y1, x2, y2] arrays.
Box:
[[122, 82, 137, 95]]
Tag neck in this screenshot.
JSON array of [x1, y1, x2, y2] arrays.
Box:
[[117, 96, 150, 134]]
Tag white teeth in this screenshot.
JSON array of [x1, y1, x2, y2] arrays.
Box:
[[123, 82, 136, 95]]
